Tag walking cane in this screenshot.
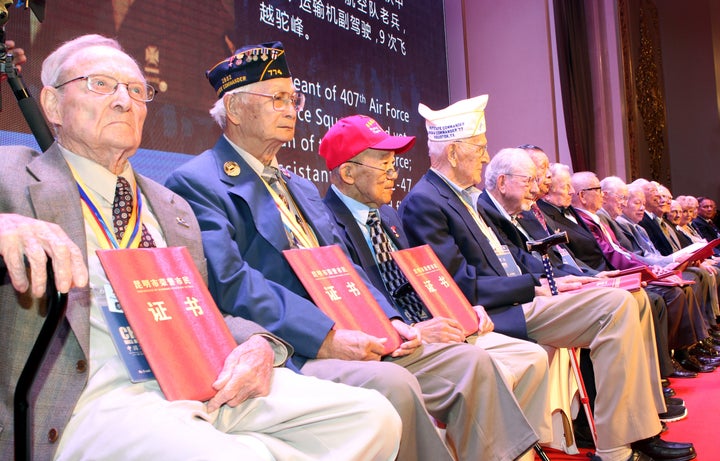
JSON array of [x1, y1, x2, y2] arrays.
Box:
[[526, 231, 599, 449]]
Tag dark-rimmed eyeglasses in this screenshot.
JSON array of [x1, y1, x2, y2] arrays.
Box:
[[580, 186, 603, 193], [345, 160, 398, 178], [54, 74, 156, 102], [239, 90, 305, 112]]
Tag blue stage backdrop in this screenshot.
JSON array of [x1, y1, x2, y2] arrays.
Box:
[[0, 0, 448, 203]]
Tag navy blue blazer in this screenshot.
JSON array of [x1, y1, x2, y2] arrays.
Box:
[[166, 136, 400, 369], [399, 170, 536, 340]]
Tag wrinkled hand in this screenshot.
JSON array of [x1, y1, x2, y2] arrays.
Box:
[[473, 305, 494, 335], [2, 40, 27, 76], [316, 328, 388, 361], [595, 270, 619, 278], [416, 317, 464, 343], [207, 335, 274, 413], [700, 261, 717, 275], [389, 319, 421, 357], [0, 213, 88, 297], [534, 283, 552, 297]]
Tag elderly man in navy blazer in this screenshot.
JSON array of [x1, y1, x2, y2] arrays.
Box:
[[398, 95, 696, 461]]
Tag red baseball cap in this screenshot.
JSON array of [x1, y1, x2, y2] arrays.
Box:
[[319, 115, 416, 170]]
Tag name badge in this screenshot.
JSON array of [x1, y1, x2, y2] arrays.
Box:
[[96, 285, 155, 382], [557, 247, 582, 270], [495, 244, 523, 277]]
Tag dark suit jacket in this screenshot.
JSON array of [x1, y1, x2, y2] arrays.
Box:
[[399, 170, 536, 340], [639, 213, 675, 256], [323, 187, 405, 302], [0, 144, 272, 459], [477, 191, 582, 277], [692, 216, 720, 242], [519, 209, 596, 275], [166, 137, 400, 369], [536, 200, 614, 271]]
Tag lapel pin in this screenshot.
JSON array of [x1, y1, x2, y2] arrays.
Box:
[[224, 161, 240, 177], [176, 217, 190, 228]]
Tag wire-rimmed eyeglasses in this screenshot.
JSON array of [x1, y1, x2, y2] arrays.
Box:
[[345, 160, 399, 178], [54, 74, 156, 102], [505, 173, 540, 186], [454, 140, 488, 156], [239, 90, 306, 112]]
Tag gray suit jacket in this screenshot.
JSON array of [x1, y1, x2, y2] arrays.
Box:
[[0, 144, 278, 460]]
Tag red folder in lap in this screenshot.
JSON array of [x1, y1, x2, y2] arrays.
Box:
[[283, 245, 402, 356], [97, 247, 237, 402], [391, 245, 479, 337]]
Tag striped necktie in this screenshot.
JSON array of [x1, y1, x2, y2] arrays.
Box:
[[367, 210, 428, 324]]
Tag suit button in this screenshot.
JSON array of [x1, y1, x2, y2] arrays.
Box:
[[48, 428, 59, 443], [76, 360, 87, 373]]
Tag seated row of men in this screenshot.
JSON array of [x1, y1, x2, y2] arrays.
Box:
[[0, 34, 700, 461]]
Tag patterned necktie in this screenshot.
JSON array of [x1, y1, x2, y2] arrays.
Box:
[[531, 203, 549, 232], [367, 210, 427, 323], [113, 176, 156, 248], [659, 219, 681, 251]]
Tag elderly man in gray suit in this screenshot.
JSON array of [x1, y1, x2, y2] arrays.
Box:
[[0, 34, 401, 461]]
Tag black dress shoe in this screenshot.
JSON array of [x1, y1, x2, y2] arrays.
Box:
[[669, 359, 698, 378], [659, 404, 687, 422], [677, 355, 714, 373], [631, 435, 696, 461], [692, 353, 720, 367], [665, 395, 684, 406], [692, 342, 720, 358], [663, 386, 676, 398], [661, 377, 671, 387]]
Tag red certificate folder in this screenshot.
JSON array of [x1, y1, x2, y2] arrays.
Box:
[[97, 247, 237, 401], [668, 238, 720, 271], [283, 245, 402, 355], [391, 245, 479, 337]]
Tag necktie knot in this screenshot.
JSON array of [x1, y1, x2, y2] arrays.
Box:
[[112, 176, 156, 248], [262, 165, 282, 185]]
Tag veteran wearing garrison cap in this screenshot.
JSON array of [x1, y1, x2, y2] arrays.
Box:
[[399, 96, 696, 461], [167, 44, 541, 461]]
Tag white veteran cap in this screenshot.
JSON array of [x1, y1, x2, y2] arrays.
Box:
[[418, 94, 489, 141]]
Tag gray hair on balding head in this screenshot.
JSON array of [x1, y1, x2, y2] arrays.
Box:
[[600, 176, 626, 193], [41, 34, 126, 87], [485, 147, 532, 190]]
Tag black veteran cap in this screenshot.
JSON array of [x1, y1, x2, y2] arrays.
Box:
[[206, 41, 291, 98]]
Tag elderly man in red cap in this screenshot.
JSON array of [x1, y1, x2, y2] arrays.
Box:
[[167, 42, 539, 461]]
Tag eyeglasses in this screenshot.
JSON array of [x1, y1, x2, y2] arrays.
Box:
[[607, 192, 628, 202], [55, 74, 156, 102], [345, 160, 398, 178], [454, 140, 488, 156], [505, 173, 539, 186], [580, 186, 603, 193], [239, 90, 305, 111]]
